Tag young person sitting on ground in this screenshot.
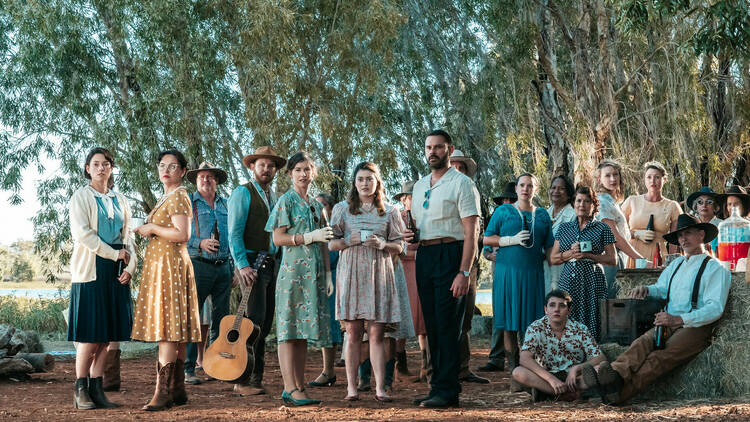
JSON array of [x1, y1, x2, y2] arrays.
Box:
[[512, 289, 605, 402], [580, 214, 731, 405]]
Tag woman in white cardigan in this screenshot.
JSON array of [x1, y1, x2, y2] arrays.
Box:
[[68, 147, 137, 410]]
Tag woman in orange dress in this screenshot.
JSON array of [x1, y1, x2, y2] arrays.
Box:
[[132, 149, 201, 411]]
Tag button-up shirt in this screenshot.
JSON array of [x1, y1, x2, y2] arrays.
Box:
[[187, 191, 230, 260], [522, 316, 602, 373], [228, 179, 278, 269], [411, 166, 480, 241], [647, 253, 731, 327]]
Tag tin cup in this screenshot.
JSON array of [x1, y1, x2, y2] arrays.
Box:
[[579, 240, 592, 253], [635, 258, 649, 269], [360, 229, 373, 243]]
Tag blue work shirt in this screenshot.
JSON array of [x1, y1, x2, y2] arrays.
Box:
[[187, 191, 231, 261], [228, 179, 278, 269]]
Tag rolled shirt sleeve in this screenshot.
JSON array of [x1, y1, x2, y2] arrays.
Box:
[[458, 179, 481, 219], [680, 263, 731, 327]]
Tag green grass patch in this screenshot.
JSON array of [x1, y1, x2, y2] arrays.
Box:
[[0, 296, 69, 333]]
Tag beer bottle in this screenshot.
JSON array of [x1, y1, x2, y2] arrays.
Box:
[[645, 214, 655, 242], [407, 210, 419, 244], [652, 242, 663, 268], [522, 215, 531, 247], [212, 220, 220, 243]]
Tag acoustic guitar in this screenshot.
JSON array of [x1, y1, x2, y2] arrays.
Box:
[[203, 251, 271, 381]]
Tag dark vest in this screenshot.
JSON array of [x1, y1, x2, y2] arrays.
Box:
[[242, 182, 271, 252]]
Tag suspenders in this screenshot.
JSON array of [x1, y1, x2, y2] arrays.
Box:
[[665, 255, 711, 311]]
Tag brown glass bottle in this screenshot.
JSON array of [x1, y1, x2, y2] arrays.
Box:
[[407, 210, 419, 244]]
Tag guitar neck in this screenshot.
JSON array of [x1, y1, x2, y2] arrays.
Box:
[[232, 252, 267, 331]]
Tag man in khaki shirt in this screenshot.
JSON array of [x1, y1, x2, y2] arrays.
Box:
[[405, 130, 480, 408]]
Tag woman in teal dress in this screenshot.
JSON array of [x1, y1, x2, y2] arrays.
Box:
[[265, 152, 334, 406], [483, 173, 553, 389]]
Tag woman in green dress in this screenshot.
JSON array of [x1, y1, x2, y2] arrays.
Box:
[[265, 151, 334, 406]]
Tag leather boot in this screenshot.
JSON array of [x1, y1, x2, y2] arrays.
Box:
[[143, 362, 174, 411], [171, 359, 187, 405], [88, 376, 121, 408], [74, 378, 96, 410], [384, 359, 395, 393], [396, 350, 410, 375], [102, 349, 121, 391], [357, 359, 371, 392], [412, 349, 428, 383]]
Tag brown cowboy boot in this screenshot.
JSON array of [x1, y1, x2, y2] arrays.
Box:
[[102, 349, 121, 392], [507, 349, 523, 392], [143, 362, 174, 411], [171, 359, 188, 405]]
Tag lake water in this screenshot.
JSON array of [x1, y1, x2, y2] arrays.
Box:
[[0, 288, 70, 299]]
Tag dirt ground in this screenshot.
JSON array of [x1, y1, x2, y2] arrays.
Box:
[[1, 344, 749, 421]]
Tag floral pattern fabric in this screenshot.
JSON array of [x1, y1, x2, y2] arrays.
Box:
[[521, 315, 602, 373], [265, 189, 331, 347]]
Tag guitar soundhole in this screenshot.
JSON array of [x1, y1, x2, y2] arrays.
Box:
[[227, 329, 240, 342]]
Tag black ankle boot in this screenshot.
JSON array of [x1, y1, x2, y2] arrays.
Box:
[[385, 359, 395, 392], [88, 377, 121, 408], [396, 351, 410, 375], [74, 378, 96, 410]]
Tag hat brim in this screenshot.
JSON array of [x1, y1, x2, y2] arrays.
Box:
[[662, 223, 718, 245], [685, 191, 721, 211], [393, 192, 412, 202], [186, 168, 228, 185], [243, 154, 287, 169], [492, 194, 517, 205], [451, 157, 477, 178]]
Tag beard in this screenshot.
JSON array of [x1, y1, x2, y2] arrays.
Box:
[[254, 170, 274, 184], [428, 153, 449, 170]]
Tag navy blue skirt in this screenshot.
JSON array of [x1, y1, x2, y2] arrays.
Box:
[[67, 244, 133, 343]]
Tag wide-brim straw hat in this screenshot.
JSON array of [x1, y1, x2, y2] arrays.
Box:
[[493, 182, 518, 205], [450, 149, 477, 178], [685, 186, 721, 211], [720, 185, 750, 214], [186, 162, 228, 185], [393, 180, 416, 202], [242, 146, 287, 169], [662, 214, 718, 245]]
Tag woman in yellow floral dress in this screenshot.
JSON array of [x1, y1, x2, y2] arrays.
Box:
[[132, 149, 201, 411]]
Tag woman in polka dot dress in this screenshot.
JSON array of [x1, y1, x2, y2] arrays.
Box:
[[132, 149, 201, 411], [549, 186, 617, 341]]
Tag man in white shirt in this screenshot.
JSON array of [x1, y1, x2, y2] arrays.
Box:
[[582, 214, 731, 404], [404, 130, 481, 408]]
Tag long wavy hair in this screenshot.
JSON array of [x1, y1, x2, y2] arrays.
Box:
[[347, 162, 386, 216], [594, 159, 625, 202]]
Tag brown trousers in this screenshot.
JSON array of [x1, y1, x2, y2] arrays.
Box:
[[611, 324, 714, 402]]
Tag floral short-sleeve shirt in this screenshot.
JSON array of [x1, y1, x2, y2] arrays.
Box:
[[521, 315, 602, 373]]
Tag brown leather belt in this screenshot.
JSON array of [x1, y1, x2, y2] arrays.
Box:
[[419, 237, 458, 246]]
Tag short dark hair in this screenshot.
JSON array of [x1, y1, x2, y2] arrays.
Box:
[[157, 149, 188, 170], [574, 184, 600, 216], [84, 147, 115, 188], [286, 151, 316, 174], [550, 175, 575, 205], [545, 289, 573, 308], [316, 193, 335, 209], [426, 129, 452, 144]]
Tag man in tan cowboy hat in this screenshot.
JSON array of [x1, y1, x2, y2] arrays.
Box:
[[580, 214, 730, 404], [228, 146, 286, 396], [184, 162, 232, 384], [449, 149, 490, 385]]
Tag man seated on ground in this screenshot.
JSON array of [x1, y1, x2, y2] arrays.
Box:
[[581, 214, 731, 404], [512, 289, 605, 402]]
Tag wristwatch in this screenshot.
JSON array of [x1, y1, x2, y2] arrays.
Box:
[[461, 270, 471, 278]]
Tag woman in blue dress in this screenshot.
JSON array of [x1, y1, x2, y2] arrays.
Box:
[[68, 147, 136, 409], [483, 173, 553, 388]]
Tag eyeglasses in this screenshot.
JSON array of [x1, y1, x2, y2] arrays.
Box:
[[423, 189, 431, 209], [310, 205, 319, 224], [695, 199, 715, 206], [158, 163, 180, 172]]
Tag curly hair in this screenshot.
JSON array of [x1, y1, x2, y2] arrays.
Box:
[[347, 162, 386, 216], [574, 185, 599, 217], [595, 159, 626, 202]]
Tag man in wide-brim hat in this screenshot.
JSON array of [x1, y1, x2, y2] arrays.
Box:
[[720, 185, 750, 218], [183, 161, 232, 385], [228, 145, 286, 396], [393, 180, 416, 202], [579, 213, 730, 405], [449, 150, 477, 179], [492, 182, 518, 206]]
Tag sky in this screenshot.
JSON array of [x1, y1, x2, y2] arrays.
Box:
[[0, 162, 52, 245]]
